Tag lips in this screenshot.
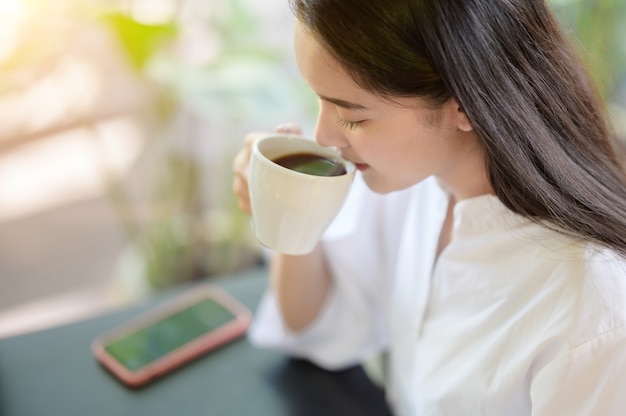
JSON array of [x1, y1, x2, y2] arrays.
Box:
[[341, 153, 369, 171]]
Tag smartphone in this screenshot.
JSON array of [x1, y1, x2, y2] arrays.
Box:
[[92, 284, 252, 388]]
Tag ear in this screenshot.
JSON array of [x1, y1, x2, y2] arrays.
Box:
[[452, 99, 473, 132]]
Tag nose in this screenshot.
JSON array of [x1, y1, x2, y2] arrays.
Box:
[[314, 102, 349, 149]]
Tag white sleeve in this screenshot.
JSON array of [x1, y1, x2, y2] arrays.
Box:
[[530, 326, 626, 415], [247, 175, 390, 370]]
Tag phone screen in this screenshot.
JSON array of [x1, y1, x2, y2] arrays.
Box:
[[104, 298, 237, 371]]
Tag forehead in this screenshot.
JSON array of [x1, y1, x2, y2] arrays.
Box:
[[292, 22, 434, 113]]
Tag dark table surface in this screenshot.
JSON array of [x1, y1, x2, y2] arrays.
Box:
[[0, 267, 393, 416]]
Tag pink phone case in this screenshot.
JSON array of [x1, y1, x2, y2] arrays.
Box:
[[92, 284, 252, 387]]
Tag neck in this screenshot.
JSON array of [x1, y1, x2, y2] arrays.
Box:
[[435, 131, 494, 201]]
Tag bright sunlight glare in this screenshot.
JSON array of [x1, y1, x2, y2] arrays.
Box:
[[0, 0, 25, 17], [0, 0, 27, 62]]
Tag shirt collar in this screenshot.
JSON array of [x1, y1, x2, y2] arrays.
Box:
[[452, 194, 527, 239]]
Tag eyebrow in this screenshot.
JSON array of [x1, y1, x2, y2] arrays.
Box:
[[319, 95, 369, 111]]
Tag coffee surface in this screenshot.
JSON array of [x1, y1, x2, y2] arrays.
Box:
[[273, 152, 347, 176]]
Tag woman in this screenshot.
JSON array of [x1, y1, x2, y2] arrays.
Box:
[[232, 0, 626, 414]]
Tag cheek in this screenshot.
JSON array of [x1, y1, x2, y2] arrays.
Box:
[[360, 123, 427, 165], [374, 127, 450, 179], [351, 108, 449, 170], [357, 136, 422, 185]]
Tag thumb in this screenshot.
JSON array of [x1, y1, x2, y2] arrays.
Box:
[[275, 123, 302, 135]]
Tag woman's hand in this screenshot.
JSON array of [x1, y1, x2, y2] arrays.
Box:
[[232, 124, 302, 215]]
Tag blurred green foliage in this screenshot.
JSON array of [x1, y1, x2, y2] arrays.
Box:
[[97, 12, 200, 289], [96, 1, 287, 291], [551, 0, 626, 104], [100, 13, 177, 71]]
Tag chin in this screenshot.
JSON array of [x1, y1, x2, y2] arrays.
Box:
[[361, 174, 410, 195]]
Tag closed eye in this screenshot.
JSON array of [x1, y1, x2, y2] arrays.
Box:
[[337, 117, 365, 131]]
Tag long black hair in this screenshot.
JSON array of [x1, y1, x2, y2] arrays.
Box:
[[291, 0, 626, 257]]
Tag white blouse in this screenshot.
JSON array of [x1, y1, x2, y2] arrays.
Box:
[[249, 174, 626, 415]]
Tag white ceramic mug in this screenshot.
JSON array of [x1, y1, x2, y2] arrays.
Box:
[[248, 134, 356, 255]]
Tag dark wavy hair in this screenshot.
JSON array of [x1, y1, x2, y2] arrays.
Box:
[[291, 0, 626, 257]]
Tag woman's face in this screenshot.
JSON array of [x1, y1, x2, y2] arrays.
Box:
[[294, 22, 490, 198]]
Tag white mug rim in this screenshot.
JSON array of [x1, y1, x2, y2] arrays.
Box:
[[252, 134, 356, 181]]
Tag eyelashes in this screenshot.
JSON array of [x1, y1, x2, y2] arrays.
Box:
[[337, 117, 365, 131]]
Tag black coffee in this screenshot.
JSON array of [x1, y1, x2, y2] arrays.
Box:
[[273, 152, 347, 177]]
